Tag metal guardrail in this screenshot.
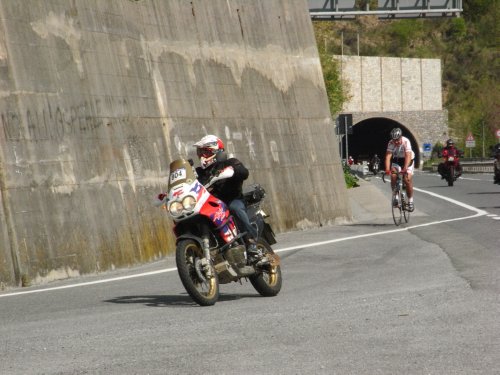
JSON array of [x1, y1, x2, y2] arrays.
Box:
[[350, 160, 495, 176], [308, 0, 463, 19], [431, 161, 494, 173]]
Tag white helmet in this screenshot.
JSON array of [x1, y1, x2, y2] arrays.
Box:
[[390, 127, 402, 140], [193, 135, 225, 169]]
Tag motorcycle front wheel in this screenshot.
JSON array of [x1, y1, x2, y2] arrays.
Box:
[[249, 239, 282, 297], [447, 166, 455, 186], [175, 239, 219, 306]]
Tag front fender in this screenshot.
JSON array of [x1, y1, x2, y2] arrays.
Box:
[[176, 233, 204, 247]]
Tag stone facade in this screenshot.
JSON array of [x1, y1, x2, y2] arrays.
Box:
[[335, 55, 449, 150]]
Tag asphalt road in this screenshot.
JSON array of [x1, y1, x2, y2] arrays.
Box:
[[1, 171, 499, 375]]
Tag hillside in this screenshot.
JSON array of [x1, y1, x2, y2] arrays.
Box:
[[313, 0, 499, 155]]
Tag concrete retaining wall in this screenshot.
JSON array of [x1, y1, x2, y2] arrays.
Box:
[[0, 0, 350, 287]]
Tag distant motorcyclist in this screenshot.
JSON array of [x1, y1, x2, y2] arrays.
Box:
[[193, 134, 265, 264], [370, 154, 380, 174], [438, 139, 463, 179], [493, 143, 500, 184]]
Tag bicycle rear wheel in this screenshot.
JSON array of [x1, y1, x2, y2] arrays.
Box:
[[402, 192, 410, 223], [391, 190, 402, 226], [403, 204, 410, 223]]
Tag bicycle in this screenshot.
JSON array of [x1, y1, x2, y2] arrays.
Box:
[[382, 171, 410, 226]]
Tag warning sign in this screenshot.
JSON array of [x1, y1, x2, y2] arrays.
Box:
[[465, 133, 475, 148]]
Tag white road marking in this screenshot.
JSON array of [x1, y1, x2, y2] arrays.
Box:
[[0, 188, 489, 299], [0, 269, 177, 298], [459, 177, 484, 181]]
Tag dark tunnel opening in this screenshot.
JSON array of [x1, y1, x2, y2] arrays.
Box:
[[339, 118, 420, 168]]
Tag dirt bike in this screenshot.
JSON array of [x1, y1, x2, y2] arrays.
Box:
[[156, 158, 282, 306], [438, 149, 462, 187]]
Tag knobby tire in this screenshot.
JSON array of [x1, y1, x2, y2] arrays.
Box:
[[249, 239, 282, 297], [176, 239, 219, 306]]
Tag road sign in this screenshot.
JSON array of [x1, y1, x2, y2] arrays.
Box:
[[336, 114, 353, 135], [466, 133, 475, 148], [423, 143, 432, 152]]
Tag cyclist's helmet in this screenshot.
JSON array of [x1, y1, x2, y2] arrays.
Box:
[[193, 134, 225, 169], [446, 139, 454, 147], [390, 127, 402, 140]]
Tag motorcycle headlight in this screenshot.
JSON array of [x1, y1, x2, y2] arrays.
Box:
[[168, 201, 184, 217], [182, 196, 197, 211], [448, 156, 455, 161]]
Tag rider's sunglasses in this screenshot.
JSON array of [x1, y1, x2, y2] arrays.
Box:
[[197, 148, 215, 158]]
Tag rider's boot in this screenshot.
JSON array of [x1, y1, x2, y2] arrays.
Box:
[[246, 240, 269, 266]]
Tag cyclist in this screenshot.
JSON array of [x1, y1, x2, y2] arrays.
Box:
[[384, 127, 415, 212]]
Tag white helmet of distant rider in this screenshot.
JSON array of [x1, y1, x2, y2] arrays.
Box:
[[390, 127, 402, 140], [193, 134, 225, 169]]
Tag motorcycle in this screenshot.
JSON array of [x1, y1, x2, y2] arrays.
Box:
[[494, 152, 500, 184], [370, 160, 380, 175], [438, 149, 462, 186], [156, 158, 282, 306]]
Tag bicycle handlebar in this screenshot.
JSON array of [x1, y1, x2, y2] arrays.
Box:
[[382, 170, 408, 183]]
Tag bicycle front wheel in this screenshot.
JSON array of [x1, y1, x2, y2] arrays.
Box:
[[392, 190, 402, 226]]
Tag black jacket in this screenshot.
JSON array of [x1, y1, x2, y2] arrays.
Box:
[[196, 158, 249, 203]]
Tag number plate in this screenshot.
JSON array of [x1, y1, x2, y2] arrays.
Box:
[[170, 168, 186, 184]]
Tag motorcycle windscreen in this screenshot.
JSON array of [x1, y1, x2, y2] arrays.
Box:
[[168, 159, 196, 190]]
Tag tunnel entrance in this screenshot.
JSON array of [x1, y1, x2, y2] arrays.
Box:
[[340, 117, 420, 168]]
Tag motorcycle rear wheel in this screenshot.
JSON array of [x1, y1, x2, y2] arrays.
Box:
[[176, 239, 219, 306], [249, 240, 282, 297]]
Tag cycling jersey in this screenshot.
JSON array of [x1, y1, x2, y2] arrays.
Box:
[[387, 136, 415, 174]]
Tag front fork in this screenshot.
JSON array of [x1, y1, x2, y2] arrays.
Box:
[[200, 228, 213, 278]]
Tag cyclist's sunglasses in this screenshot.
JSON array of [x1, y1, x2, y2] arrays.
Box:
[[197, 148, 215, 158]]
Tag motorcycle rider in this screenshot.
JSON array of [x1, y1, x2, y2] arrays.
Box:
[[493, 143, 500, 184], [370, 154, 380, 174], [193, 134, 266, 264], [384, 127, 415, 212], [438, 139, 463, 179]]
